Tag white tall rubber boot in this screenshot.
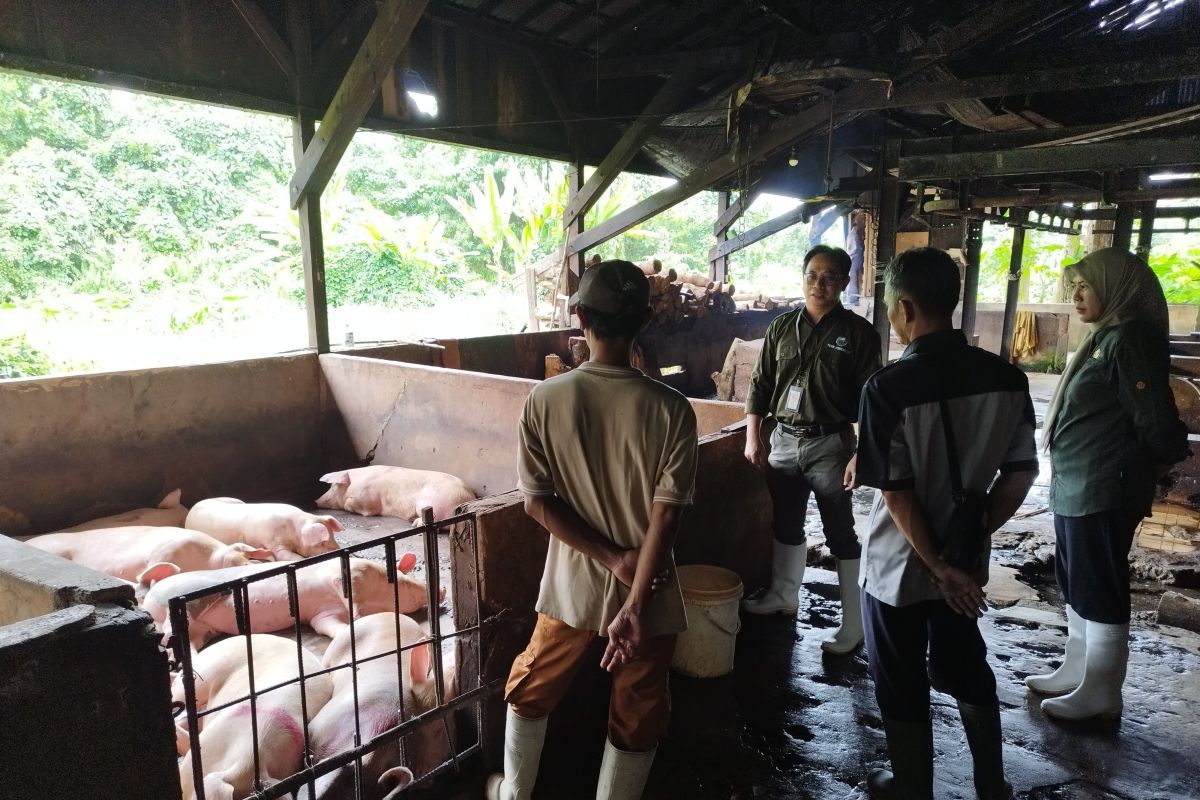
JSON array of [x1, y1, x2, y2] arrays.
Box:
[[742, 541, 806, 616], [485, 708, 548, 800], [1025, 605, 1087, 696], [595, 739, 656, 800], [821, 558, 864, 654], [1041, 621, 1129, 721]]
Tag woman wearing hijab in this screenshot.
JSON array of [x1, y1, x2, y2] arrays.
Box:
[[1026, 247, 1190, 721]]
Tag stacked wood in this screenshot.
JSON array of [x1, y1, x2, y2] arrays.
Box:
[[713, 338, 765, 402], [568, 336, 590, 367], [545, 354, 571, 378], [637, 258, 663, 275]]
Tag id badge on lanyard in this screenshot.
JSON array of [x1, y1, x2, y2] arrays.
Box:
[[785, 381, 805, 413]]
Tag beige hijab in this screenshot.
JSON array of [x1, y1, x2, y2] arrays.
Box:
[[1042, 247, 1169, 446]]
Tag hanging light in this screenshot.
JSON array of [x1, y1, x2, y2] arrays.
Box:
[[788, 146, 799, 168]]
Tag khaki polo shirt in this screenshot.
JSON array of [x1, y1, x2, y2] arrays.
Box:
[[517, 361, 697, 638]]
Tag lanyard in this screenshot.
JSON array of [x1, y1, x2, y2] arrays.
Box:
[[794, 306, 841, 386]]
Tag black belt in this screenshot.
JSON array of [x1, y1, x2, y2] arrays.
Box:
[[778, 421, 849, 439]]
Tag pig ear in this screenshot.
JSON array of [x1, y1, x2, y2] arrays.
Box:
[[138, 562, 181, 586], [159, 489, 183, 508], [323, 516, 345, 533], [301, 522, 335, 548], [398, 552, 417, 574], [203, 774, 236, 800], [230, 543, 276, 561], [410, 640, 431, 685], [379, 766, 414, 797], [320, 471, 351, 486]]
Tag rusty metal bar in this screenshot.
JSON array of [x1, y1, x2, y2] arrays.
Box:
[[169, 600, 206, 800], [421, 507, 446, 709]]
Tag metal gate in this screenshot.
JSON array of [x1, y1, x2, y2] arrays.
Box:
[[167, 509, 496, 799]]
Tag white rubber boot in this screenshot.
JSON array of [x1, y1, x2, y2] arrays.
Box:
[[1025, 605, 1086, 696], [485, 708, 548, 800], [821, 558, 864, 655], [742, 541, 806, 616], [595, 739, 656, 800], [1041, 621, 1128, 721]]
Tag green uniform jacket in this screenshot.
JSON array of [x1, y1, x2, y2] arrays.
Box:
[[746, 305, 882, 426], [1049, 318, 1190, 517]]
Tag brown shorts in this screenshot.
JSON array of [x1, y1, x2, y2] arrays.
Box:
[[504, 613, 676, 752]]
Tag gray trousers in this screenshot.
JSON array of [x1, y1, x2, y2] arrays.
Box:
[[766, 426, 861, 560]]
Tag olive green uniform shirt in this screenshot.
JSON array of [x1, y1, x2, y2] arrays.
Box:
[[1049, 319, 1190, 517], [746, 306, 883, 426]]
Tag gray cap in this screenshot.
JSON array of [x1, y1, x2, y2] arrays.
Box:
[[569, 260, 650, 315]]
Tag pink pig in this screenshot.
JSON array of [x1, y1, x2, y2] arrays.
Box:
[[316, 465, 476, 524], [185, 497, 344, 561], [177, 635, 333, 800], [297, 613, 457, 800], [173, 634, 331, 755], [144, 557, 440, 649], [53, 489, 189, 532], [23, 525, 273, 586]]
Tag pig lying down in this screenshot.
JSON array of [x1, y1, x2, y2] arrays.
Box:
[[177, 634, 333, 800], [298, 613, 457, 800], [316, 465, 476, 524], [24, 525, 273, 585], [143, 556, 440, 648], [185, 497, 343, 561], [52, 488, 189, 532]]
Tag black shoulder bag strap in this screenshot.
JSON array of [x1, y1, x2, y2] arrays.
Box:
[[937, 395, 988, 569], [938, 397, 966, 504]]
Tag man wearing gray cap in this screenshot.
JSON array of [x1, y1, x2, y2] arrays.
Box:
[[487, 260, 698, 800]]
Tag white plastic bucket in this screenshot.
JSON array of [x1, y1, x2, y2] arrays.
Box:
[[671, 565, 744, 678]]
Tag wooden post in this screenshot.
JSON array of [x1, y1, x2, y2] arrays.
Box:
[[287, 1, 329, 353], [961, 217, 984, 341], [872, 140, 903, 363], [712, 191, 730, 284], [1136, 201, 1156, 259], [1113, 203, 1137, 251], [999, 222, 1026, 362], [566, 162, 586, 278]]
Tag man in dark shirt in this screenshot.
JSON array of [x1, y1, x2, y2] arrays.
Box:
[[856, 248, 1038, 800], [742, 245, 881, 656]]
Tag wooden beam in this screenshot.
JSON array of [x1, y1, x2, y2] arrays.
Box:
[[1137, 202, 1156, 259], [564, 0, 1045, 256], [711, 191, 730, 283], [873, 141, 903, 363], [896, 0, 1048, 80], [961, 217, 984, 340], [424, 5, 577, 60], [712, 186, 760, 236], [999, 222, 1025, 362], [563, 69, 697, 225], [708, 201, 836, 261], [844, 50, 1200, 113], [289, 0, 430, 208], [229, 0, 295, 82], [569, 47, 745, 79], [899, 136, 1200, 183]]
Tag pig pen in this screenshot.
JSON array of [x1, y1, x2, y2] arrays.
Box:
[[0, 350, 774, 794]]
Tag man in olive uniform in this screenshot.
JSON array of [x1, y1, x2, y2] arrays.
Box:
[[742, 245, 882, 655]]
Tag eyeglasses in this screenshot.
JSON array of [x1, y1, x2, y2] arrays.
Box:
[[804, 273, 844, 287]]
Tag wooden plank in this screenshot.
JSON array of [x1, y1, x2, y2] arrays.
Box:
[[898, 136, 1200, 182], [562, 69, 697, 225], [532, 53, 577, 153], [708, 201, 835, 261], [873, 140, 903, 362], [229, 0, 295, 82], [711, 191, 729, 284], [1136, 202, 1156, 259], [289, 0, 430, 208]]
